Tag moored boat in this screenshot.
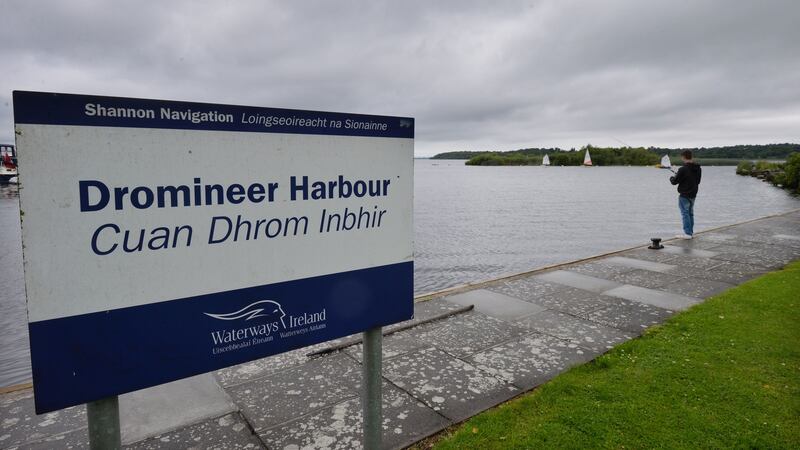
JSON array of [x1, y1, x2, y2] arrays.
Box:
[[0, 144, 17, 184]]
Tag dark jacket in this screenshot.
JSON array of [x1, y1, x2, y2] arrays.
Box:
[[670, 162, 701, 198]]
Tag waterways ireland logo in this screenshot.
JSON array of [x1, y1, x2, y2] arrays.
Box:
[[204, 299, 327, 354], [204, 300, 287, 327]]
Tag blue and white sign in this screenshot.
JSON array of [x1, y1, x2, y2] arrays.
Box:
[[13, 91, 414, 414]]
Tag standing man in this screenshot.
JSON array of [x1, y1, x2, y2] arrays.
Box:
[[670, 150, 702, 239]]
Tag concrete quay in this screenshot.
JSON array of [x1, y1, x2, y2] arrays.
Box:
[[2, 209, 799, 449]]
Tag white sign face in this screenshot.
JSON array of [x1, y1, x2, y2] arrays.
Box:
[[14, 91, 414, 413]]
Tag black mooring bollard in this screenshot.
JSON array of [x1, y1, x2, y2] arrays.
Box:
[[648, 237, 664, 249]]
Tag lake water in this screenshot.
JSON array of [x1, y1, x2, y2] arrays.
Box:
[[0, 183, 28, 388], [1, 161, 798, 387], [413, 160, 800, 293]]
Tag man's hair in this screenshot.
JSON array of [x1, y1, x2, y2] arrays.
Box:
[[681, 150, 693, 159]]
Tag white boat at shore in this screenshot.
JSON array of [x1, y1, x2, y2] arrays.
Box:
[[583, 149, 593, 166], [0, 144, 18, 184], [542, 154, 550, 166]]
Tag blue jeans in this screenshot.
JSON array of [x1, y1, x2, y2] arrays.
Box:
[[679, 196, 695, 235]]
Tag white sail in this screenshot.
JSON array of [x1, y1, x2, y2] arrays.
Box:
[[583, 149, 592, 166], [660, 154, 671, 169], [542, 154, 550, 166]]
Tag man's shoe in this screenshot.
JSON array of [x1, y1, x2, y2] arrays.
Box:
[[675, 234, 693, 239]]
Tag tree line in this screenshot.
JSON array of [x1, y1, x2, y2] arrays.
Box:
[[465, 146, 660, 166], [434, 143, 800, 162]]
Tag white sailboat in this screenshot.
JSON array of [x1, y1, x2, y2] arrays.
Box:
[[659, 154, 676, 173], [542, 154, 550, 166], [583, 149, 593, 166]]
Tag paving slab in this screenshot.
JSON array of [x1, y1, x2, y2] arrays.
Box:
[[721, 227, 782, 242], [513, 310, 634, 353], [706, 260, 772, 277], [215, 341, 336, 388], [525, 288, 616, 316], [443, 288, 546, 320], [773, 234, 800, 243], [656, 278, 734, 299], [491, 272, 620, 316], [468, 333, 594, 390], [564, 261, 636, 277], [718, 247, 800, 269], [344, 329, 426, 361], [709, 252, 770, 266], [603, 256, 677, 273], [226, 353, 361, 432], [725, 228, 780, 239], [536, 270, 623, 293], [120, 373, 237, 445], [0, 388, 86, 448], [619, 249, 679, 264], [581, 298, 675, 334], [285, 299, 469, 361], [14, 428, 89, 449], [487, 277, 574, 302], [383, 347, 519, 422], [658, 245, 719, 258], [738, 236, 791, 248], [667, 237, 732, 249], [667, 263, 765, 285], [706, 233, 772, 247], [659, 254, 727, 270], [710, 239, 770, 251], [412, 297, 470, 316], [704, 243, 784, 266], [705, 243, 765, 255], [606, 269, 685, 289], [769, 245, 800, 259], [766, 239, 800, 251], [127, 412, 263, 449], [385, 298, 468, 333], [258, 383, 448, 450], [602, 285, 700, 311], [411, 311, 529, 358], [694, 232, 738, 243]]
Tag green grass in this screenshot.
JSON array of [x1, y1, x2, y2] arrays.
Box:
[[428, 261, 800, 449]]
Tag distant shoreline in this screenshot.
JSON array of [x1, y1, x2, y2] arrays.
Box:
[[459, 158, 762, 167], [432, 143, 800, 165]]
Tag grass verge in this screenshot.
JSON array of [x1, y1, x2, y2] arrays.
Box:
[[424, 261, 800, 449]]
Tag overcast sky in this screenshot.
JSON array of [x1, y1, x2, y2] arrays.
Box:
[[1, 0, 798, 156]]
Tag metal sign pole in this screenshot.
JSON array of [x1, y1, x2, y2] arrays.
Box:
[[362, 326, 383, 449], [87, 396, 121, 450]]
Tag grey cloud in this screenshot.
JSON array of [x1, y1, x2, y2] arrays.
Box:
[[1, 0, 798, 155]]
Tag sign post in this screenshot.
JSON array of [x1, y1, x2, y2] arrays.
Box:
[[362, 327, 383, 449], [13, 90, 414, 438], [87, 396, 121, 449]]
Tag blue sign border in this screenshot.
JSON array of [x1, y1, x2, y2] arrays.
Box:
[[29, 261, 413, 413], [13, 91, 414, 139]]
